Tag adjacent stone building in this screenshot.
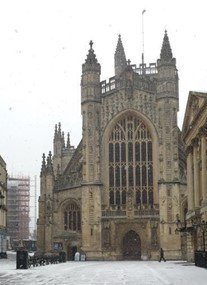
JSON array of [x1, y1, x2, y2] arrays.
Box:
[[0, 155, 7, 257], [182, 91, 207, 261], [37, 31, 187, 260]]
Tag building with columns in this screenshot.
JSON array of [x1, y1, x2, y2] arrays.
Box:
[[37, 31, 187, 261], [182, 91, 207, 261]]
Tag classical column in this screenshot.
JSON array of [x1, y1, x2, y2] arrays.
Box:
[[192, 138, 200, 208], [186, 146, 194, 210], [199, 127, 207, 205]]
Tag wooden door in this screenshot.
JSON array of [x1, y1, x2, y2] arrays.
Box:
[[123, 230, 141, 260]]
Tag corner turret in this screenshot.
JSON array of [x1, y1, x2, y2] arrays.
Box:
[[114, 35, 127, 77], [81, 41, 101, 103], [40, 153, 46, 177], [39, 151, 54, 201], [53, 122, 75, 177], [46, 151, 53, 175], [81, 41, 102, 183], [53, 123, 64, 156], [156, 30, 179, 101], [157, 30, 176, 66], [66, 133, 70, 149], [156, 31, 181, 253]]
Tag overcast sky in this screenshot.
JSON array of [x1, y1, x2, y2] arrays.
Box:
[[1, 0, 207, 185]]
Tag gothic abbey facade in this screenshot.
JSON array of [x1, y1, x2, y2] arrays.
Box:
[[37, 31, 188, 260]]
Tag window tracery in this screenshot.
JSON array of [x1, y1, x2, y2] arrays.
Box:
[[108, 115, 153, 207], [64, 202, 81, 231]]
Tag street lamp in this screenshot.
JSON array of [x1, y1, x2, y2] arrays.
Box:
[[175, 218, 195, 233], [200, 221, 207, 252]]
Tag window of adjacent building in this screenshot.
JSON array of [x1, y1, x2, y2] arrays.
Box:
[[109, 115, 153, 207], [64, 202, 81, 231]]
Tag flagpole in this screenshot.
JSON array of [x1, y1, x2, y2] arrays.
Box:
[[142, 9, 146, 67]]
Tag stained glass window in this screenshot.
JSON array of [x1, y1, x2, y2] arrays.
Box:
[[64, 202, 81, 231], [109, 115, 153, 207]]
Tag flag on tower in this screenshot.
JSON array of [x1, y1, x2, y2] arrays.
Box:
[[142, 9, 146, 14]]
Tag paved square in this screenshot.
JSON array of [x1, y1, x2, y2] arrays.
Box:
[[1, 252, 207, 284]]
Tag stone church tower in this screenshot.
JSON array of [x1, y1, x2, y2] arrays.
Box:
[[37, 31, 187, 260]]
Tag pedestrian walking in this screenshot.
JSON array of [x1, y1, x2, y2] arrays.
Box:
[[159, 248, 166, 262]]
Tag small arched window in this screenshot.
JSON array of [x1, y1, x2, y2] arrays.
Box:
[[64, 202, 81, 231]]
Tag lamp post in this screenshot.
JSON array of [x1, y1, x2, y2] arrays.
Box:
[[175, 218, 195, 233], [200, 221, 207, 252]]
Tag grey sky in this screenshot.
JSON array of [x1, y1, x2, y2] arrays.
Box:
[[1, 0, 207, 185]]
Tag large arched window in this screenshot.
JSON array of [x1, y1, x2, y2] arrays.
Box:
[[109, 115, 153, 207], [64, 202, 81, 231]]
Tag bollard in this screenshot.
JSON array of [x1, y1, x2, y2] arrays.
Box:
[[16, 250, 28, 269]]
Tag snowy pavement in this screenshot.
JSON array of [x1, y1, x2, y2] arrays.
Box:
[[0, 252, 207, 284]]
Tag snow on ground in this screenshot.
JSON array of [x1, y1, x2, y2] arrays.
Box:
[[0, 252, 207, 285]]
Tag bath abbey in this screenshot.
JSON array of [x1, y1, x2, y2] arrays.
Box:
[[36, 31, 207, 261]]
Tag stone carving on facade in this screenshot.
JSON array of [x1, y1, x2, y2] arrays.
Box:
[[54, 142, 83, 190], [191, 96, 199, 113], [102, 227, 111, 250], [54, 168, 82, 190], [89, 189, 94, 224], [46, 199, 53, 225], [199, 126, 207, 137], [191, 137, 199, 148], [95, 111, 100, 130], [151, 221, 158, 247], [179, 167, 186, 181], [167, 199, 172, 221], [159, 128, 163, 145], [100, 89, 157, 134], [161, 196, 166, 205], [127, 190, 133, 211], [185, 145, 193, 156], [125, 79, 133, 99]]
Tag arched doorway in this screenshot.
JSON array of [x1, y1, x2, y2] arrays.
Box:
[[123, 230, 141, 260], [67, 245, 77, 261]]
